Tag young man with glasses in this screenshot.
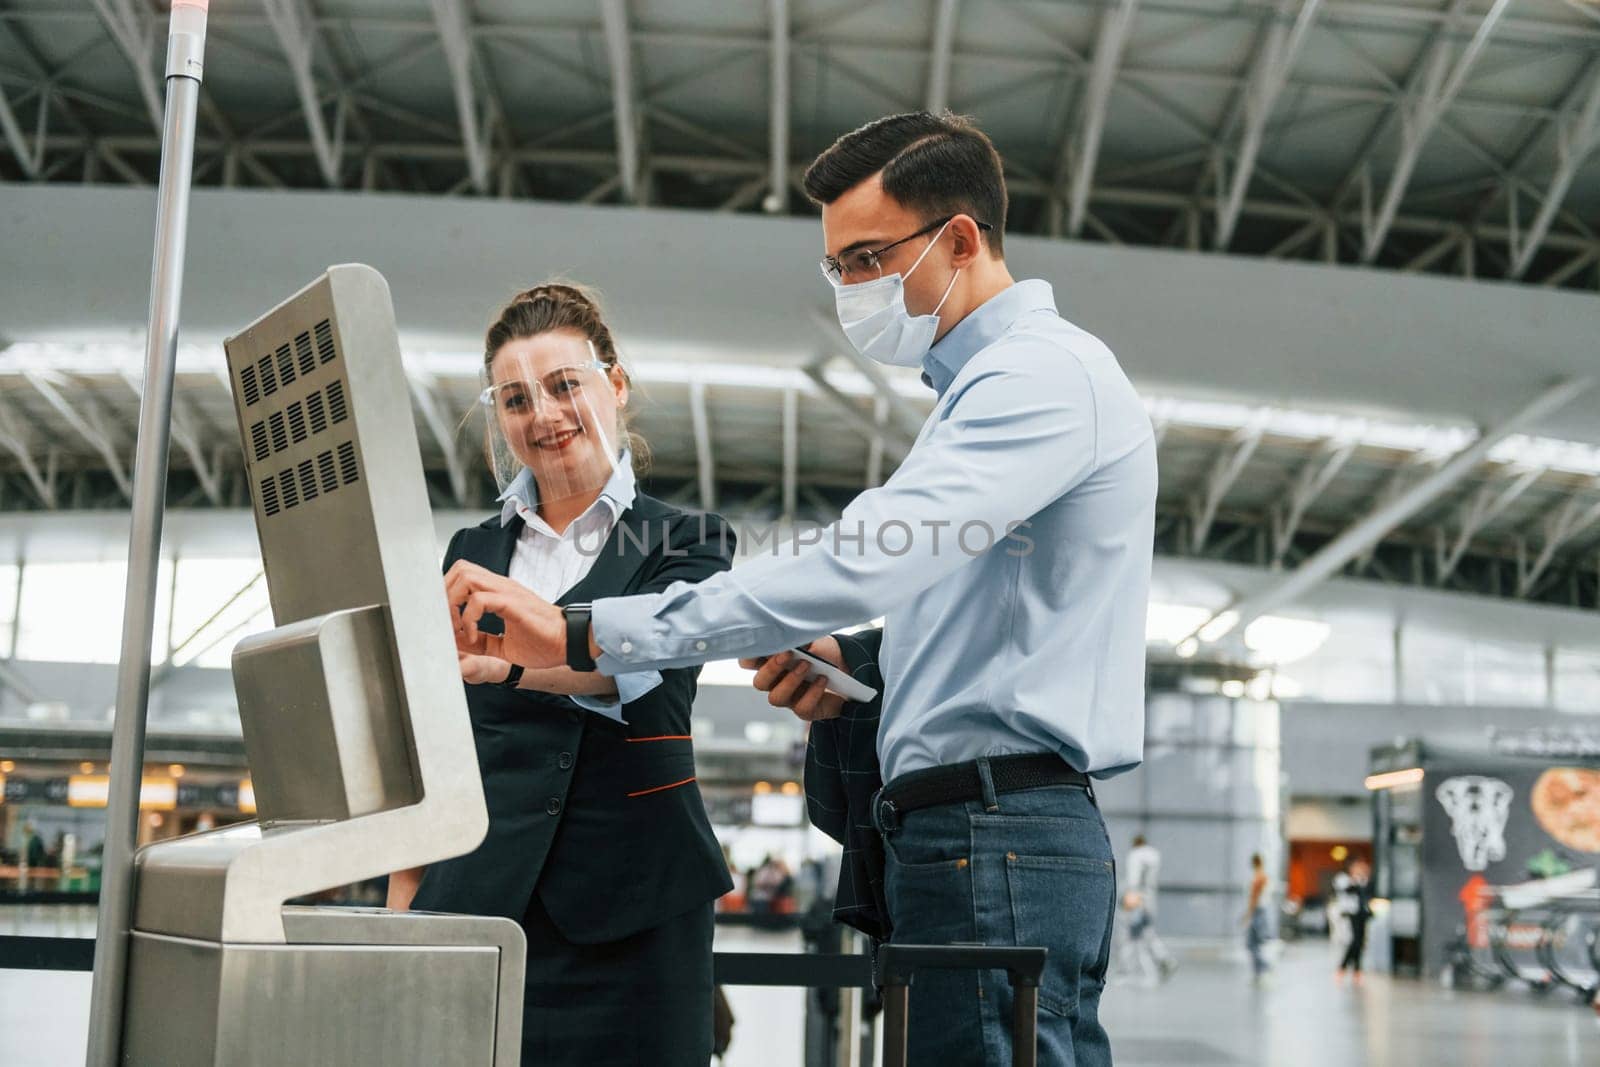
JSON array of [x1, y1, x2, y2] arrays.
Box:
[[445, 111, 1156, 1065]]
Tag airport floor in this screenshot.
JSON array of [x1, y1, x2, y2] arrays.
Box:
[[1098, 942, 1598, 1067], [4, 922, 1597, 1066]]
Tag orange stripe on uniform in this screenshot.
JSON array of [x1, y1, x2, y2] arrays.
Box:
[[627, 776, 697, 798], [626, 734, 692, 743]]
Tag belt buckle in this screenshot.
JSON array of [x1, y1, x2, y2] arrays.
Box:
[[875, 795, 900, 833]]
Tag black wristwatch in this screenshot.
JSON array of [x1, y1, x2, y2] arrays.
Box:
[[496, 663, 525, 689], [564, 603, 597, 673]]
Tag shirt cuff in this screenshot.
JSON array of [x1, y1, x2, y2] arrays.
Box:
[[568, 669, 663, 723], [591, 593, 767, 674]]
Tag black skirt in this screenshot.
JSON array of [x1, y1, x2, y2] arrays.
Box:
[[518, 890, 714, 1066]]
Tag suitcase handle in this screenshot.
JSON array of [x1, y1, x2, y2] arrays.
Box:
[[875, 943, 1046, 1067]]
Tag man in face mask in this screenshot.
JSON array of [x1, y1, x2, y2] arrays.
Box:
[[445, 111, 1156, 1066]]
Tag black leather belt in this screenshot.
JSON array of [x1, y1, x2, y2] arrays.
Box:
[[875, 754, 1089, 830]]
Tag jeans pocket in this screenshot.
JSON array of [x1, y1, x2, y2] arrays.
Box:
[[885, 851, 973, 947], [1005, 854, 1115, 1018]]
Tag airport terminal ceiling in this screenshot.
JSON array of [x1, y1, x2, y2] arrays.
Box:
[[5, 0, 1600, 284]]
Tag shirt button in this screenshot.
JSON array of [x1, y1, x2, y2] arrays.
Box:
[[558, 752, 574, 770], [695, 640, 708, 652], [546, 797, 563, 816], [620, 641, 634, 654]]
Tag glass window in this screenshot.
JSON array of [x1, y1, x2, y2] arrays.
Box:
[[14, 561, 171, 665], [1467, 639, 1545, 708], [167, 559, 272, 669], [0, 563, 19, 654], [1399, 625, 1470, 706], [1554, 649, 1600, 714], [1285, 611, 1395, 703]]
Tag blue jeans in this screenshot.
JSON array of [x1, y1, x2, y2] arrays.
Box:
[[1246, 906, 1272, 976], [876, 767, 1116, 1066]]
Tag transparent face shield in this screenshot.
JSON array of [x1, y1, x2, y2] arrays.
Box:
[[477, 336, 626, 511]]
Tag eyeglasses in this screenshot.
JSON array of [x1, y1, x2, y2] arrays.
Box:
[[480, 360, 610, 414], [821, 214, 993, 284]]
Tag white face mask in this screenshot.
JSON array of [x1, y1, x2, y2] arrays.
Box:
[[825, 221, 960, 368]]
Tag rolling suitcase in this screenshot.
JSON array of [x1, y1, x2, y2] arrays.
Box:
[[876, 943, 1047, 1067]]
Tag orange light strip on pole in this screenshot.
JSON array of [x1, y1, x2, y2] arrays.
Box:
[[1363, 768, 1424, 791], [238, 779, 256, 815]]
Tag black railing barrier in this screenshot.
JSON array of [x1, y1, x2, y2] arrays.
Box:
[[0, 934, 95, 971], [0, 917, 1067, 1067]]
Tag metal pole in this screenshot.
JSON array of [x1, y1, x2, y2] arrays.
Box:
[[85, 3, 209, 1064], [881, 984, 909, 1067], [1010, 984, 1038, 1067], [765, 0, 789, 215]]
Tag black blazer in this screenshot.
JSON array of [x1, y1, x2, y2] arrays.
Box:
[[412, 492, 736, 944]]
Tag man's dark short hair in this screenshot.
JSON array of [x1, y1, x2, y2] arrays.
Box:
[[803, 111, 1007, 255]]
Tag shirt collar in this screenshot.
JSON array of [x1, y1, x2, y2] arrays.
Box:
[[922, 279, 1058, 396], [497, 450, 638, 529]]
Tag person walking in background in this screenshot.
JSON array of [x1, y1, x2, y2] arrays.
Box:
[[22, 823, 45, 869], [1244, 853, 1274, 985], [1335, 859, 1374, 985], [1123, 834, 1176, 983], [1328, 865, 1354, 966]]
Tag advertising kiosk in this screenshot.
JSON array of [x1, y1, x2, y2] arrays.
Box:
[[1369, 734, 1600, 996]]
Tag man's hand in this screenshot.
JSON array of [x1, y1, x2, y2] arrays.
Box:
[[739, 637, 848, 723], [443, 560, 566, 668], [458, 651, 514, 686]]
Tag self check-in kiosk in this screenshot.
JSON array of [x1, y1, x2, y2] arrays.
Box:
[[118, 265, 524, 1065]]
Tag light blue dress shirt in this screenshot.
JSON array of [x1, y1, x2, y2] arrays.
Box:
[[592, 280, 1156, 782], [498, 455, 662, 720]]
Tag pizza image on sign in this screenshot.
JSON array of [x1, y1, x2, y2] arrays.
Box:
[[1530, 767, 1600, 854]]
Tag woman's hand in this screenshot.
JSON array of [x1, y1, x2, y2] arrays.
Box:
[[388, 866, 423, 912], [444, 560, 566, 668], [458, 651, 514, 686]]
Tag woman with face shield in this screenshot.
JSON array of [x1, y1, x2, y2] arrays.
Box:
[[387, 283, 737, 1066]]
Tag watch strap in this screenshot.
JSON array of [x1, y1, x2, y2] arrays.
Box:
[[497, 662, 525, 689], [564, 603, 597, 672]]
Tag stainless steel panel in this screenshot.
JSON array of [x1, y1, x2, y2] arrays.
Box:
[[123, 931, 507, 1066], [131, 821, 260, 940], [233, 605, 419, 825], [281, 905, 526, 1062], [130, 266, 487, 944], [124, 929, 222, 1067], [223, 275, 387, 626]]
